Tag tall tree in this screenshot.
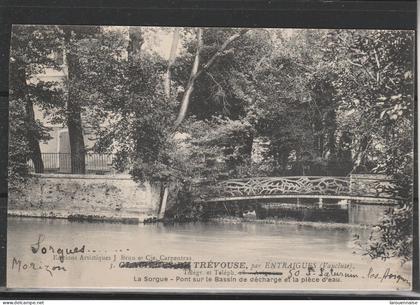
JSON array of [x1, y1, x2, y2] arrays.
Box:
[[9, 25, 63, 176], [173, 28, 249, 128], [61, 26, 100, 174], [10, 58, 45, 173], [128, 26, 144, 63], [164, 28, 180, 99], [82, 27, 175, 182]]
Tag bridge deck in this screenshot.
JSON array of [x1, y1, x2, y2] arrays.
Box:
[[195, 176, 400, 205], [198, 194, 398, 205]]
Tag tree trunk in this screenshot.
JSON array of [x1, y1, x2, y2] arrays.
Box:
[[158, 184, 169, 219], [64, 29, 86, 174], [174, 28, 249, 128], [164, 28, 180, 99], [128, 26, 144, 63], [337, 131, 353, 175], [14, 65, 44, 173], [25, 99, 44, 173], [67, 99, 86, 174], [174, 28, 203, 128], [243, 133, 254, 159], [351, 135, 371, 174], [163, 28, 249, 218], [280, 150, 289, 175]]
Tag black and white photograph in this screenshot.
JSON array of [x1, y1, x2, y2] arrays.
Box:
[[6, 25, 415, 291]]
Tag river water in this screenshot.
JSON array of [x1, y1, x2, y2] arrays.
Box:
[[7, 216, 412, 291]]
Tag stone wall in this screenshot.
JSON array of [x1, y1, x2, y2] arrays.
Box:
[[8, 174, 161, 223]]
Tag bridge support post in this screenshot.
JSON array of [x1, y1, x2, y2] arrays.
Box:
[[237, 203, 244, 218], [318, 198, 323, 208], [255, 204, 266, 219], [296, 198, 300, 207], [348, 201, 352, 223]]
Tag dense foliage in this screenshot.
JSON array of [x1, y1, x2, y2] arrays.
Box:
[[324, 30, 415, 262], [9, 25, 63, 187], [9, 26, 415, 261]]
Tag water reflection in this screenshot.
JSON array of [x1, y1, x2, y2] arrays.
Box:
[[8, 217, 363, 262], [7, 216, 410, 289]]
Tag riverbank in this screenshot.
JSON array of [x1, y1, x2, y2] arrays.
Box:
[[208, 216, 373, 230], [8, 174, 390, 226], [7, 210, 148, 224], [7, 213, 373, 230]]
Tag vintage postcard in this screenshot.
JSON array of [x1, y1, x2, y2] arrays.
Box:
[[7, 25, 415, 291]]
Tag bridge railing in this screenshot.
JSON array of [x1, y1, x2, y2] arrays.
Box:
[[197, 176, 395, 200]]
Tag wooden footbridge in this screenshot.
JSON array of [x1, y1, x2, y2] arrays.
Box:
[[196, 176, 399, 205]]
